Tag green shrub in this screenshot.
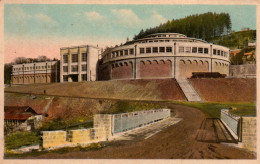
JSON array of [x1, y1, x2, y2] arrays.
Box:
[[39, 117, 93, 131], [5, 131, 40, 150], [102, 101, 165, 114]]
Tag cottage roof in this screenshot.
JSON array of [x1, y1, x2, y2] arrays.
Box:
[[4, 106, 38, 120]]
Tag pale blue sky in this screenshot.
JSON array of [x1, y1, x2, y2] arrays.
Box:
[[4, 4, 256, 63], [5, 4, 256, 40]]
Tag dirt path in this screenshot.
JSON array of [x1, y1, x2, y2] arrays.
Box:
[[27, 104, 255, 159]]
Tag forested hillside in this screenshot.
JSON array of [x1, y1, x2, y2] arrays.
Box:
[[134, 12, 231, 41], [208, 30, 256, 49]]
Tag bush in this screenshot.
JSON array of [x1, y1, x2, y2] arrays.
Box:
[[102, 101, 165, 114], [39, 117, 93, 131], [5, 131, 40, 150]]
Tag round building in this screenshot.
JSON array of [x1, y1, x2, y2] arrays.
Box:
[[99, 33, 230, 80]]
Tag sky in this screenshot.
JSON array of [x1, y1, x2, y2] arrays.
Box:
[[4, 4, 256, 63]]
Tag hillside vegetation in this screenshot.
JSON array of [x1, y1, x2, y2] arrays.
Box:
[[208, 30, 256, 49], [133, 12, 231, 41]]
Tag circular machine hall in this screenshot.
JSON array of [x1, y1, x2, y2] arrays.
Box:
[[99, 33, 230, 80]]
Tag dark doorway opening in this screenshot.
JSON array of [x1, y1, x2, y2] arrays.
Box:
[[70, 75, 78, 82]]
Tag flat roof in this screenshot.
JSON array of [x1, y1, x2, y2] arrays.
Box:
[[60, 45, 100, 50]]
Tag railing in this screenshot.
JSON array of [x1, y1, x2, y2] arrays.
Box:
[[112, 109, 170, 134], [220, 109, 241, 140]]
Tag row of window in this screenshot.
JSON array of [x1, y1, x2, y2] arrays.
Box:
[[13, 65, 55, 71], [179, 47, 228, 57], [103, 48, 134, 60], [103, 46, 228, 61], [63, 53, 87, 63], [63, 65, 87, 72], [140, 47, 172, 54]]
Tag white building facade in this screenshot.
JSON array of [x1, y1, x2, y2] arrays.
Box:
[[60, 45, 100, 82]]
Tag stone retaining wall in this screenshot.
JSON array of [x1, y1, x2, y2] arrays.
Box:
[[42, 130, 68, 149], [241, 117, 256, 152]]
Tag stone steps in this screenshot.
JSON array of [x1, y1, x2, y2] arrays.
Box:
[[176, 78, 202, 102]]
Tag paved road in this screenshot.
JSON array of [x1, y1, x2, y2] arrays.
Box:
[[28, 104, 255, 159]]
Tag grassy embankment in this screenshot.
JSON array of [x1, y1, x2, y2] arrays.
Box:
[[174, 101, 256, 118]]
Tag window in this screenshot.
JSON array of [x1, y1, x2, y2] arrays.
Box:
[[82, 74, 87, 81], [63, 76, 68, 82], [166, 47, 172, 52], [72, 54, 78, 63], [217, 50, 220, 55], [179, 47, 184, 53], [71, 65, 78, 72], [204, 48, 208, 54], [82, 53, 87, 62], [63, 55, 68, 63], [192, 47, 197, 53], [224, 52, 227, 57], [42, 66, 45, 69], [154, 40, 158, 42], [159, 47, 165, 52], [221, 51, 224, 56], [198, 48, 203, 53], [153, 47, 158, 53], [213, 49, 216, 55], [140, 48, 145, 54], [185, 47, 191, 53], [165, 40, 170, 42], [48, 65, 51, 69], [129, 49, 134, 55], [146, 47, 151, 53], [124, 50, 128, 55], [81, 65, 87, 71], [63, 66, 68, 72], [115, 51, 119, 57], [148, 40, 153, 43], [120, 51, 123, 56], [159, 40, 164, 42]]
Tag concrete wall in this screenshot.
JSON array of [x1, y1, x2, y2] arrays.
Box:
[[241, 117, 256, 152], [229, 64, 256, 78]]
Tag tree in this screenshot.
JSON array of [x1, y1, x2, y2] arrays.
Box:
[[134, 12, 232, 41], [4, 63, 13, 84]]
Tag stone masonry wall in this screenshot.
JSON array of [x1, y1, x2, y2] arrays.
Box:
[[42, 131, 68, 149], [93, 114, 113, 140], [41, 114, 113, 149], [241, 117, 256, 152]]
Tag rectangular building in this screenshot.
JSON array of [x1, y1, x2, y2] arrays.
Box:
[[60, 45, 100, 82], [11, 61, 59, 85]]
